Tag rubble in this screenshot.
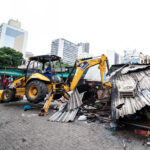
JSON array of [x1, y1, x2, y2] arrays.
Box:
[[23, 64, 150, 128], [48, 81, 111, 123]]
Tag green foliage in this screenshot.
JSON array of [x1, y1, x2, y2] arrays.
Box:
[[0, 47, 24, 67], [45, 61, 72, 68], [54, 61, 72, 68]]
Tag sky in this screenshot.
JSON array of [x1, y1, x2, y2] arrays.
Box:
[[0, 0, 150, 56]]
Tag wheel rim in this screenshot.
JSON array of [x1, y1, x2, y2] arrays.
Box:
[[29, 85, 38, 98], [4, 92, 10, 100]]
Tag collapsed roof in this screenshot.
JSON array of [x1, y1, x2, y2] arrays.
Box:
[[110, 64, 150, 120]]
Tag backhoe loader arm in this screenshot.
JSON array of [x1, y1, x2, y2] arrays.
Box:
[[39, 54, 112, 116], [68, 54, 112, 91]]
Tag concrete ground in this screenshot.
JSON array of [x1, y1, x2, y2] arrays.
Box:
[[0, 100, 149, 150]]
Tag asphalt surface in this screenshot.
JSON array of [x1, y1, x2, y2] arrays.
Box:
[[0, 100, 149, 150]]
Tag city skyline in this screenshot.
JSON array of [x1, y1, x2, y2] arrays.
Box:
[[0, 0, 150, 56]]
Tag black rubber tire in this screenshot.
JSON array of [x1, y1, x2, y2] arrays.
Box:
[[2, 89, 15, 103], [25, 80, 47, 103]]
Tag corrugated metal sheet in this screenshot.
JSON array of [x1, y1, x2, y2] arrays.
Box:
[[49, 108, 79, 122], [121, 65, 149, 74], [110, 65, 150, 120], [49, 89, 84, 122]]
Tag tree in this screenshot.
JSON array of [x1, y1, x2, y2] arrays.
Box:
[[0, 47, 24, 67], [46, 61, 72, 68], [54, 61, 72, 68]]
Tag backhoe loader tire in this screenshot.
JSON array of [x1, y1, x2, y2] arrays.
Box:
[[2, 89, 15, 103], [25, 80, 47, 103]]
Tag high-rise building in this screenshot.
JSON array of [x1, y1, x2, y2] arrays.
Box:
[[51, 38, 78, 65], [51, 39, 59, 56], [0, 19, 28, 58], [77, 42, 91, 59], [107, 50, 120, 66], [51, 39, 91, 65], [77, 42, 89, 53]]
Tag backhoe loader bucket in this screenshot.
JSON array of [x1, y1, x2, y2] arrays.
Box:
[[0, 90, 3, 102], [49, 88, 84, 122]]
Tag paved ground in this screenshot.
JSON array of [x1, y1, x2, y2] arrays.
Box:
[[0, 100, 149, 150]]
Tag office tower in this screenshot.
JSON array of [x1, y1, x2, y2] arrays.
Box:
[[0, 19, 28, 58], [51, 38, 78, 65]]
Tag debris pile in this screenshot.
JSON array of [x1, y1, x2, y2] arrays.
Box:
[[49, 81, 111, 123]]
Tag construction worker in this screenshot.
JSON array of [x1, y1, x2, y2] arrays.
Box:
[[46, 65, 51, 72], [44, 65, 51, 78]]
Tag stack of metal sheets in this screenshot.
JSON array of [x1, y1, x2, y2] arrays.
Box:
[[49, 89, 84, 122], [110, 65, 150, 119]]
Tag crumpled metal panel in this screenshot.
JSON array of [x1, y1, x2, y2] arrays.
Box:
[[49, 107, 79, 122], [67, 89, 84, 111], [49, 89, 83, 122], [121, 65, 150, 74], [110, 65, 150, 120]]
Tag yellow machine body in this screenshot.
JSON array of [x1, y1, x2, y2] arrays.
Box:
[[0, 73, 51, 102], [0, 90, 3, 101], [15, 88, 25, 97], [9, 76, 26, 88], [69, 54, 112, 91], [26, 73, 50, 84]]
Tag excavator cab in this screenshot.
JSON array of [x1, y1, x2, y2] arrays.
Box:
[[26, 55, 63, 82], [24, 55, 64, 103]]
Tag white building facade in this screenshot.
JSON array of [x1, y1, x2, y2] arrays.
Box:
[[107, 50, 120, 66], [51, 38, 78, 65], [51, 38, 91, 65], [0, 19, 28, 58], [77, 42, 92, 59], [77, 42, 89, 53]]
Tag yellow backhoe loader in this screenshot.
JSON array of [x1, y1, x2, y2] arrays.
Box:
[[39, 54, 112, 115], [0, 55, 62, 103], [0, 54, 112, 116]]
